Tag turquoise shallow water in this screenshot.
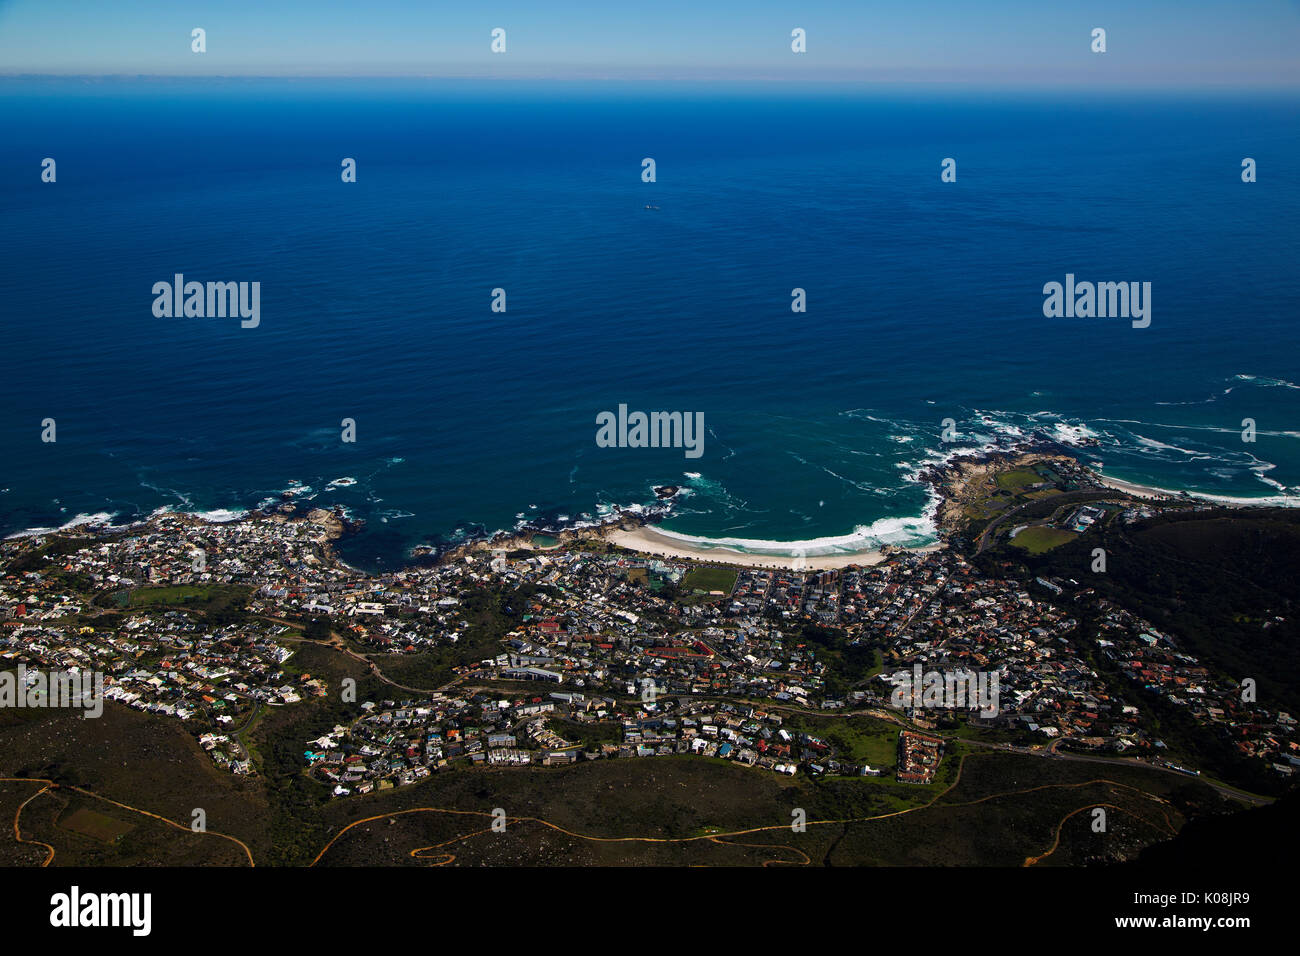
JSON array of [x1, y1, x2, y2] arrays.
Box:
[[1, 81, 1297, 568]]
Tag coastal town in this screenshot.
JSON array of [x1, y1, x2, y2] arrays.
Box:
[[1, 453, 1297, 801]]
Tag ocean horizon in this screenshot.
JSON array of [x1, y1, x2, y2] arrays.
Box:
[[2, 79, 1297, 570]]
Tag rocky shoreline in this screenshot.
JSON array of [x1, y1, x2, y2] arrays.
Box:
[[19, 439, 1250, 575], [436, 444, 1098, 567], [434, 507, 654, 564], [915, 442, 1094, 539], [427, 484, 688, 565]]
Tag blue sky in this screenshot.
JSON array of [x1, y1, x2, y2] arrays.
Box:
[[0, 0, 1297, 88]]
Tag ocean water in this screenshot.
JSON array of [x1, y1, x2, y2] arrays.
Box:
[[1, 79, 1297, 568]]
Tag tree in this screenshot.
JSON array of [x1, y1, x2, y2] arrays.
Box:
[[303, 615, 332, 642]]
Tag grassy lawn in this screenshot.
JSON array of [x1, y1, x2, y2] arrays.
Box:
[[547, 717, 622, 749], [784, 714, 899, 770], [60, 807, 135, 843], [994, 468, 1041, 491], [1009, 525, 1077, 554], [127, 585, 214, 605], [863, 647, 884, 680], [680, 566, 739, 595], [119, 585, 252, 621], [961, 498, 1010, 524], [129, 583, 253, 606], [1024, 488, 1063, 501]]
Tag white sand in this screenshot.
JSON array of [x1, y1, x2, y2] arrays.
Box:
[[605, 525, 943, 570], [1096, 472, 1297, 507], [1094, 474, 1179, 500]]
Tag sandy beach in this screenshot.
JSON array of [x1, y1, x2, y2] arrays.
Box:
[[494, 455, 1294, 573], [1096, 472, 1297, 507], [1094, 474, 1180, 500], [605, 524, 943, 570]]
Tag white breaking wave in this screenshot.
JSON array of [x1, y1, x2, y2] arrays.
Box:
[[5, 511, 120, 539], [645, 510, 938, 557], [1051, 422, 1101, 445], [190, 508, 248, 523], [1097, 470, 1300, 508], [1132, 435, 1217, 460], [1231, 374, 1300, 390]]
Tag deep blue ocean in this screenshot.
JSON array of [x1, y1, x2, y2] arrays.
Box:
[[1, 79, 1297, 569]]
